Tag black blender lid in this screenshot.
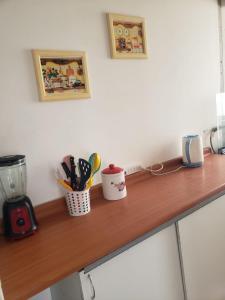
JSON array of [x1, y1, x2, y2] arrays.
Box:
[[0, 155, 25, 167]]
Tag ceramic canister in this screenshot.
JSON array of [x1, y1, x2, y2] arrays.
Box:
[[182, 134, 204, 168], [101, 164, 127, 200]]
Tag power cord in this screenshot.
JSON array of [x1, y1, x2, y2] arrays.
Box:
[[210, 127, 217, 154], [144, 163, 185, 176], [144, 150, 211, 176]]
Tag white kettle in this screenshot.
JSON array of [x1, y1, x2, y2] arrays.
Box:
[[182, 135, 204, 168]]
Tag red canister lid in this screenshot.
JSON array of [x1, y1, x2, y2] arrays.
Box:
[[102, 164, 123, 174]]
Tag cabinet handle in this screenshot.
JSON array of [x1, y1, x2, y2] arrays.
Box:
[[87, 274, 95, 300]]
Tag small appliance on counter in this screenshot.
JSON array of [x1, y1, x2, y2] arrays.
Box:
[[182, 135, 204, 168], [0, 155, 38, 239], [101, 164, 127, 200]]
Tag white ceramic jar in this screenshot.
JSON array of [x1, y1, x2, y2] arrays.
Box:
[[101, 164, 127, 200]]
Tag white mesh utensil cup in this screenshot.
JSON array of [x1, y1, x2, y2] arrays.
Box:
[[65, 189, 90, 216]]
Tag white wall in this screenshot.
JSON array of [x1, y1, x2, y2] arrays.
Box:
[[0, 0, 220, 207]]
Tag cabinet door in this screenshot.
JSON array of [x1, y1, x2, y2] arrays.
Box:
[[80, 225, 184, 300], [0, 282, 4, 300], [178, 194, 225, 300]]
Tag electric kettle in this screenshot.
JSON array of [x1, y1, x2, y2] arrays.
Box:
[[182, 135, 204, 168]]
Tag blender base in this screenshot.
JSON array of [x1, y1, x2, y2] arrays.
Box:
[[3, 195, 38, 239]]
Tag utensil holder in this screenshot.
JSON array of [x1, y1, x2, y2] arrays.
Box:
[[65, 189, 90, 216]]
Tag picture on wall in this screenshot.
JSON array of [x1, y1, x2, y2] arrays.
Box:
[[32, 50, 91, 101], [107, 13, 148, 59]]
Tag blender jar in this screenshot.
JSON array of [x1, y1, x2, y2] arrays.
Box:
[[0, 155, 27, 202]]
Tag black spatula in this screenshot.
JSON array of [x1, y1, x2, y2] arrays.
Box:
[[78, 159, 92, 191]]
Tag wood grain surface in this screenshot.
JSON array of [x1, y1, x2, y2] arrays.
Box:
[[1, 153, 225, 300]]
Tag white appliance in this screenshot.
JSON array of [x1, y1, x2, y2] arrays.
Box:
[[182, 135, 204, 168]]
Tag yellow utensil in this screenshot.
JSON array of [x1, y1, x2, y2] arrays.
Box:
[[86, 176, 94, 190], [57, 179, 73, 191]]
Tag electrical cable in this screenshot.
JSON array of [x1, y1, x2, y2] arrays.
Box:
[[204, 152, 211, 158], [144, 151, 211, 176], [144, 163, 185, 176], [149, 163, 164, 172], [143, 129, 217, 177]]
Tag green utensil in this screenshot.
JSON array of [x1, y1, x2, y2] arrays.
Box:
[[89, 153, 101, 175], [86, 153, 101, 189]]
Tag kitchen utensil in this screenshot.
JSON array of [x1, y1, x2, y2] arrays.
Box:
[[86, 153, 101, 189], [89, 153, 101, 174], [182, 135, 204, 168], [61, 156, 78, 190], [70, 156, 78, 191], [61, 155, 73, 179], [63, 155, 72, 171], [78, 159, 91, 191], [61, 162, 71, 179], [0, 155, 38, 239], [101, 164, 127, 200], [56, 166, 67, 181], [86, 177, 93, 190], [57, 179, 73, 192]]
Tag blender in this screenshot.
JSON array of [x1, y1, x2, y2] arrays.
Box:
[[0, 155, 38, 239]]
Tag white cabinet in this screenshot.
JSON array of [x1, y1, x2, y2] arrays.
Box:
[[52, 225, 184, 300], [80, 225, 184, 300], [0, 282, 4, 300], [178, 194, 225, 300]]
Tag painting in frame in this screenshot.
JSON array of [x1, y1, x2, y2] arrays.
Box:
[[107, 13, 148, 59], [32, 50, 91, 101]]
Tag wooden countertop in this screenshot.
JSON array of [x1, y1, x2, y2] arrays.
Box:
[[1, 154, 225, 300]]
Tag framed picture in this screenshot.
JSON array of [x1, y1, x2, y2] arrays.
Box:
[[107, 13, 148, 59], [32, 50, 91, 101]]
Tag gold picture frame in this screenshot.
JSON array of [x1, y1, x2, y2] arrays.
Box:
[[107, 13, 148, 59], [32, 50, 91, 101]]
